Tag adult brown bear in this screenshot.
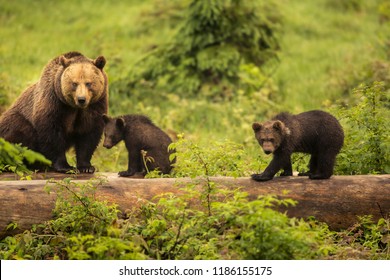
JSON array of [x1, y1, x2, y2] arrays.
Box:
[[0, 52, 108, 173], [252, 110, 344, 181]]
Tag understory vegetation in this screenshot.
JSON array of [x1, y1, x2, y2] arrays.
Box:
[[0, 0, 389, 259]]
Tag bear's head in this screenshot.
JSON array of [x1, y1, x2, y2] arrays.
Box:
[[252, 120, 291, 154], [60, 55, 107, 109], [102, 114, 125, 149]]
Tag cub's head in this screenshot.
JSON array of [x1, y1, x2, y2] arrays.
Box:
[[60, 55, 106, 109], [102, 114, 125, 149], [252, 120, 290, 154]]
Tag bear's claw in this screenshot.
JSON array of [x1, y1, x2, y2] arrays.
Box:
[[77, 166, 96, 174], [251, 173, 273, 182]]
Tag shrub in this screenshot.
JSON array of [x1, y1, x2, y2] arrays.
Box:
[[334, 82, 390, 174], [0, 138, 51, 176], [127, 0, 281, 98]]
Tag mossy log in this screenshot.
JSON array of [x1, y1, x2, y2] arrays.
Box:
[[0, 173, 389, 238]]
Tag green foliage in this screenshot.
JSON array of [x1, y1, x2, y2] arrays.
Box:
[[0, 73, 10, 112], [378, 1, 390, 23], [0, 177, 147, 260], [334, 82, 390, 174], [326, 0, 364, 12], [46, 177, 119, 235], [0, 138, 51, 176], [128, 0, 280, 98], [328, 216, 390, 259], [169, 134, 253, 178], [0, 177, 326, 260]]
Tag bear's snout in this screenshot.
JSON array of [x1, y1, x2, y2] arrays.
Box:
[[103, 141, 113, 149], [77, 97, 86, 105], [261, 141, 275, 154]]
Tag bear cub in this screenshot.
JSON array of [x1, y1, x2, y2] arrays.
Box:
[[252, 110, 344, 181], [102, 114, 174, 177]]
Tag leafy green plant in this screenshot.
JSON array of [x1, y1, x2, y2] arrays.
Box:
[[169, 134, 251, 178], [334, 82, 390, 174], [0, 138, 51, 176], [327, 216, 390, 259], [0, 177, 147, 260]]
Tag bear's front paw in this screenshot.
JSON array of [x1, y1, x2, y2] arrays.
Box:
[[53, 163, 75, 173], [251, 173, 273, 182], [309, 173, 331, 180], [78, 166, 96, 174], [118, 170, 136, 177]]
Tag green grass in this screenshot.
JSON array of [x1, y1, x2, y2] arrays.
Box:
[[274, 0, 389, 110]]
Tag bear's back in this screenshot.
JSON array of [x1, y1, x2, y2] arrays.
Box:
[[273, 110, 344, 153], [122, 114, 172, 147]]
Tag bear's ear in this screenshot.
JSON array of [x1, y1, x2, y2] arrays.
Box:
[[252, 122, 262, 132], [273, 121, 290, 135], [273, 121, 282, 130], [60, 56, 72, 68], [102, 114, 110, 124], [94, 56, 106, 70], [116, 118, 125, 129]]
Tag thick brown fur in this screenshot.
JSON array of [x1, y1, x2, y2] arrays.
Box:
[[0, 52, 108, 173], [102, 114, 174, 177], [252, 110, 344, 181]]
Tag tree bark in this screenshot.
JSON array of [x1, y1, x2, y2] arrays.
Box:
[[0, 173, 389, 238]]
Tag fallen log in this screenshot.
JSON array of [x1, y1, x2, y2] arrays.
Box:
[[0, 173, 389, 238]]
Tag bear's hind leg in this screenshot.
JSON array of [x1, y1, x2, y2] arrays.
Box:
[[119, 150, 143, 177], [309, 152, 335, 180], [52, 153, 74, 173]]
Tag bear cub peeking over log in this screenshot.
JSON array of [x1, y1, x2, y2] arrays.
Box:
[[252, 110, 344, 181], [102, 114, 174, 177]]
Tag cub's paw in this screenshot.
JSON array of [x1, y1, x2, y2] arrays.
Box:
[[53, 163, 75, 174], [309, 173, 331, 180], [77, 166, 96, 174], [118, 170, 136, 177], [251, 173, 273, 182]]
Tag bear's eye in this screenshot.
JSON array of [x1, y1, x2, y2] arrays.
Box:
[[85, 82, 92, 89], [268, 138, 275, 143], [72, 82, 78, 89]]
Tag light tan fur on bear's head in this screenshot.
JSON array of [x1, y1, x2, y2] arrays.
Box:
[[252, 120, 291, 154], [60, 56, 106, 109]]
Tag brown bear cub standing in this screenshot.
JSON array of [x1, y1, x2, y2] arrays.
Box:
[[0, 52, 108, 173], [252, 110, 344, 181], [102, 114, 174, 177]]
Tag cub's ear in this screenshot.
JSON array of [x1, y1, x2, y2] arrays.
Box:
[[252, 122, 262, 132], [60, 56, 71, 68], [116, 117, 125, 129], [94, 56, 106, 70], [102, 114, 110, 124], [273, 120, 290, 135], [272, 120, 284, 131]]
